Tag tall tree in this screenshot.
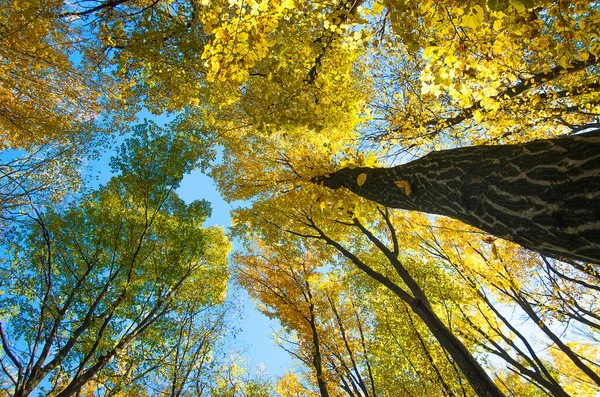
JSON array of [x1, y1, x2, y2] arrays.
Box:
[[316, 130, 600, 264], [200, 0, 600, 264], [201, 0, 600, 388], [235, 243, 335, 397], [228, 182, 505, 396], [236, 240, 478, 397], [0, 125, 230, 397], [417, 217, 600, 396]]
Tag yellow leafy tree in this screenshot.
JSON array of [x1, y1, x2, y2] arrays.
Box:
[[0, 0, 104, 150], [417, 216, 600, 395], [3, 0, 600, 395]]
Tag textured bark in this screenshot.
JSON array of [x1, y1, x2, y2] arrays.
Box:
[[316, 130, 600, 264]]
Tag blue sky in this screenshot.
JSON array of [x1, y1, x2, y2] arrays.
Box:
[[176, 168, 294, 379]]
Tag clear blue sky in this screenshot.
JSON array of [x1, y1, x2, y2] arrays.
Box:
[[176, 169, 294, 379]]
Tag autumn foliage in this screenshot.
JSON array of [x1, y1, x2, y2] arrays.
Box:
[[1, 0, 599, 396]]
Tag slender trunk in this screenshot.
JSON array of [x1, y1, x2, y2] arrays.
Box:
[[317, 131, 600, 264], [308, 301, 331, 397], [511, 288, 600, 386], [409, 299, 505, 397], [403, 305, 455, 397]]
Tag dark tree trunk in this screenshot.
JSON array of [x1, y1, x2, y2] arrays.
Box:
[[316, 130, 600, 264], [307, 297, 331, 397], [409, 298, 505, 397]]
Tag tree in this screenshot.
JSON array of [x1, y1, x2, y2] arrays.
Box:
[[0, 125, 230, 397], [417, 217, 600, 396], [73, 300, 237, 397], [186, 6, 600, 391], [230, 180, 600, 396], [236, 240, 478, 397], [316, 130, 600, 264], [228, 180, 504, 396], [3, 0, 600, 395], [236, 243, 341, 397], [0, 139, 98, 230], [0, 0, 104, 151], [193, 0, 600, 265]]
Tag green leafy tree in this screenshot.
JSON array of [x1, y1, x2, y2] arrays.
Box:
[[0, 124, 230, 397]]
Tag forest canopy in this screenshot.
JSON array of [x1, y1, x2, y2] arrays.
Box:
[[1, 0, 599, 396]]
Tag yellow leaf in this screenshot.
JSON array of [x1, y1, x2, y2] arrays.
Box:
[[215, 28, 230, 42], [372, 2, 385, 14], [394, 180, 411, 196], [357, 173, 367, 187], [282, 0, 295, 10], [491, 242, 499, 260], [236, 31, 249, 42], [258, 0, 269, 11], [444, 54, 458, 66], [462, 5, 484, 29], [210, 58, 220, 72], [576, 51, 590, 62], [364, 153, 378, 167], [423, 46, 437, 60]]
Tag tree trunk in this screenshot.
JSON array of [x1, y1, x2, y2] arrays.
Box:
[[307, 299, 331, 397], [409, 298, 505, 397], [316, 130, 600, 264]]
